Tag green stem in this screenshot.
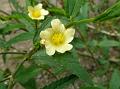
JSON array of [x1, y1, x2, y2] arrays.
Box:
[[0, 76, 11, 83], [35, 20, 38, 30], [7, 48, 38, 89], [13, 48, 37, 78], [8, 78, 14, 89], [66, 18, 95, 28]]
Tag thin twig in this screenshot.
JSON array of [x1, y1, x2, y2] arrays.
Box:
[[0, 76, 11, 83], [13, 48, 37, 77], [7, 48, 38, 89], [46, 69, 58, 80], [35, 20, 38, 30], [77, 51, 93, 58], [0, 10, 9, 16], [65, 18, 95, 28], [0, 52, 27, 55]]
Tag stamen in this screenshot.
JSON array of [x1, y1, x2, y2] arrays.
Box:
[[51, 32, 65, 46], [32, 10, 41, 18]]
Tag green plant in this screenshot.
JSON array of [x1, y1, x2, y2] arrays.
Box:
[[0, 0, 120, 89]]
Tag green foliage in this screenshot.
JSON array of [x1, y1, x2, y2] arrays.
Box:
[[15, 64, 41, 89], [80, 86, 104, 89], [64, 0, 87, 18], [15, 64, 41, 84], [0, 39, 6, 48], [109, 69, 120, 89], [0, 0, 120, 89], [98, 39, 120, 47], [6, 32, 34, 48], [0, 71, 7, 89], [9, 0, 21, 11], [32, 49, 92, 85], [33, 17, 53, 43], [48, 7, 66, 16], [94, 1, 120, 21], [21, 78, 37, 89], [0, 23, 25, 34], [43, 75, 77, 89]]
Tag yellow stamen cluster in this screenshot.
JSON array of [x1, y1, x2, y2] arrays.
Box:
[[31, 10, 41, 18], [51, 32, 65, 46]]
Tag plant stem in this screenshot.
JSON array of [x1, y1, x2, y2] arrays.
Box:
[[7, 48, 38, 89], [77, 51, 93, 58], [0, 52, 27, 55], [0, 76, 11, 83], [8, 78, 14, 89], [35, 20, 38, 30], [66, 18, 95, 28], [13, 48, 37, 77]]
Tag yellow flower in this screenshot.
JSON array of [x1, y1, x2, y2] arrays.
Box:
[[28, 3, 49, 20], [40, 19, 75, 56]]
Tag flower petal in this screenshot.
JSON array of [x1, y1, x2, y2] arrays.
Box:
[[28, 6, 33, 12], [60, 24, 66, 32], [41, 9, 49, 15], [51, 19, 65, 32], [28, 13, 33, 19], [51, 19, 61, 27], [28, 13, 39, 20], [56, 44, 73, 53], [37, 16, 45, 20], [65, 28, 75, 43], [40, 28, 52, 39], [45, 44, 55, 56], [35, 3, 42, 9], [29, 16, 44, 20]]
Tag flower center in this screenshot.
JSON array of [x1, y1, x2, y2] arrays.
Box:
[[51, 32, 65, 46], [32, 9, 41, 18]]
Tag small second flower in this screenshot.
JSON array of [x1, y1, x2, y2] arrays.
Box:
[[28, 3, 49, 20]]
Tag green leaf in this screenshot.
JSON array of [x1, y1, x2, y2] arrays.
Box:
[[80, 86, 104, 89], [9, 12, 25, 19], [98, 40, 120, 47], [43, 75, 77, 89], [19, 18, 35, 32], [0, 39, 6, 48], [32, 49, 92, 85], [95, 59, 109, 76], [64, 0, 87, 17], [72, 37, 85, 49], [6, 32, 34, 47], [109, 69, 120, 89], [15, 64, 41, 84], [10, 12, 35, 32], [0, 71, 7, 89], [20, 78, 37, 89], [94, 1, 120, 21], [0, 23, 25, 34], [48, 7, 66, 16], [32, 50, 65, 74], [76, 2, 89, 37], [9, 0, 21, 11], [0, 84, 7, 89]]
